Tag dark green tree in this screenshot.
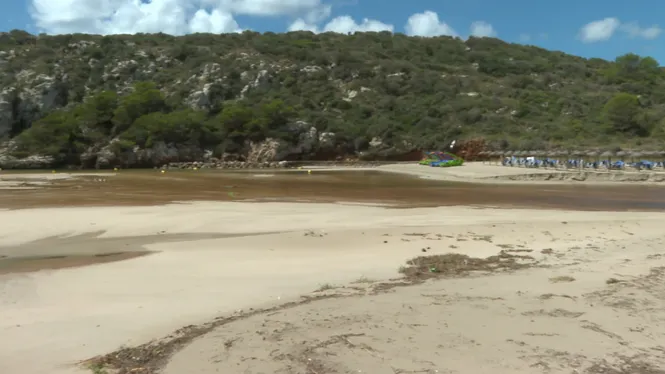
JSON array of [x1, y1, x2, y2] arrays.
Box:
[[603, 93, 646, 135], [112, 82, 167, 134]]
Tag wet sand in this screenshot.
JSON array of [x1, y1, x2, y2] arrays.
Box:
[[0, 232, 264, 274], [1, 168, 665, 211], [0, 251, 150, 274]]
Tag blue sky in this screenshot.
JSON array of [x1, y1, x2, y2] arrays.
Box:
[[1, 0, 663, 63]]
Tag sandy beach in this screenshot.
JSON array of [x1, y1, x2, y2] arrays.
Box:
[[0, 165, 664, 374], [307, 162, 665, 185]]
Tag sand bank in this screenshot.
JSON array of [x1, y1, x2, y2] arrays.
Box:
[[1, 202, 665, 373], [304, 162, 665, 185]]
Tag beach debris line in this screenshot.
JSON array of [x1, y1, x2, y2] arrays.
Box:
[[304, 230, 327, 237], [400, 251, 537, 279]]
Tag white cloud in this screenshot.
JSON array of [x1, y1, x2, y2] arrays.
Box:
[[518, 33, 531, 42], [469, 21, 496, 37], [579, 17, 662, 43], [404, 11, 457, 37], [30, 0, 330, 35], [579, 17, 620, 42], [621, 22, 662, 40], [288, 14, 393, 34], [323, 15, 393, 33], [189, 8, 241, 34], [288, 18, 318, 32]]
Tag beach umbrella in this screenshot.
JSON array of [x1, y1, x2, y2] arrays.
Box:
[[512, 151, 523, 167], [521, 150, 531, 165], [495, 151, 507, 165], [550, 150, 567, 168], [600, 151, 613, 170], [497, 151, 508, 164], [600, 150, 612, 163], [616, 151, 627, 159], [586, 150, 598, 158], [568, 150, 583, 168], [641, 150, 658, 158], [559, 150, 572, 167], [488, 151, 499, 164]]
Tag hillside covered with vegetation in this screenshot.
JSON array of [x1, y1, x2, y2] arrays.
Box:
[[0, 29, 664, 168]]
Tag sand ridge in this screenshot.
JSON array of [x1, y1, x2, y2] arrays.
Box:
[[1, 202, 665, 374], [309, 162, 665, 185]]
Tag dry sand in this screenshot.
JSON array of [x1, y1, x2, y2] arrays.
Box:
[[307, 162, 665, 185], [1, 201, 665, 374]]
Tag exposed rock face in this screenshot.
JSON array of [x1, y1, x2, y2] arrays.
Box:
[[0, 88, 15, 137], [90, 139, 206, 169], [239, 69, 270, 98], [186, 83, 215, 110], [0, 151, 54, 169], [246, 138, 281, 163], [0, 71, 68, 139], [0, 141, 53, 168]]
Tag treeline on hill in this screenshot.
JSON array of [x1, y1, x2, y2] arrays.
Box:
[[2, 30, 665, 166], [13, 82, 302, 164]]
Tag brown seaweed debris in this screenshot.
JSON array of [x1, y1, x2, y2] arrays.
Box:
[[399, 251, 536, 280]]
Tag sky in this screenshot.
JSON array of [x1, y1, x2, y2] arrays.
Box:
[[1, 0, 664, 63]]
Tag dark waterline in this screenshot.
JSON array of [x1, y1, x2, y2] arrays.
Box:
[[1, 169, 665, 211]]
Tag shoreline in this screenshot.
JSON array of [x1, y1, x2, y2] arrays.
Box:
[[3, 162, 665, 187], [1, 202, 665, 373], [304, 162, 665, 185]]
